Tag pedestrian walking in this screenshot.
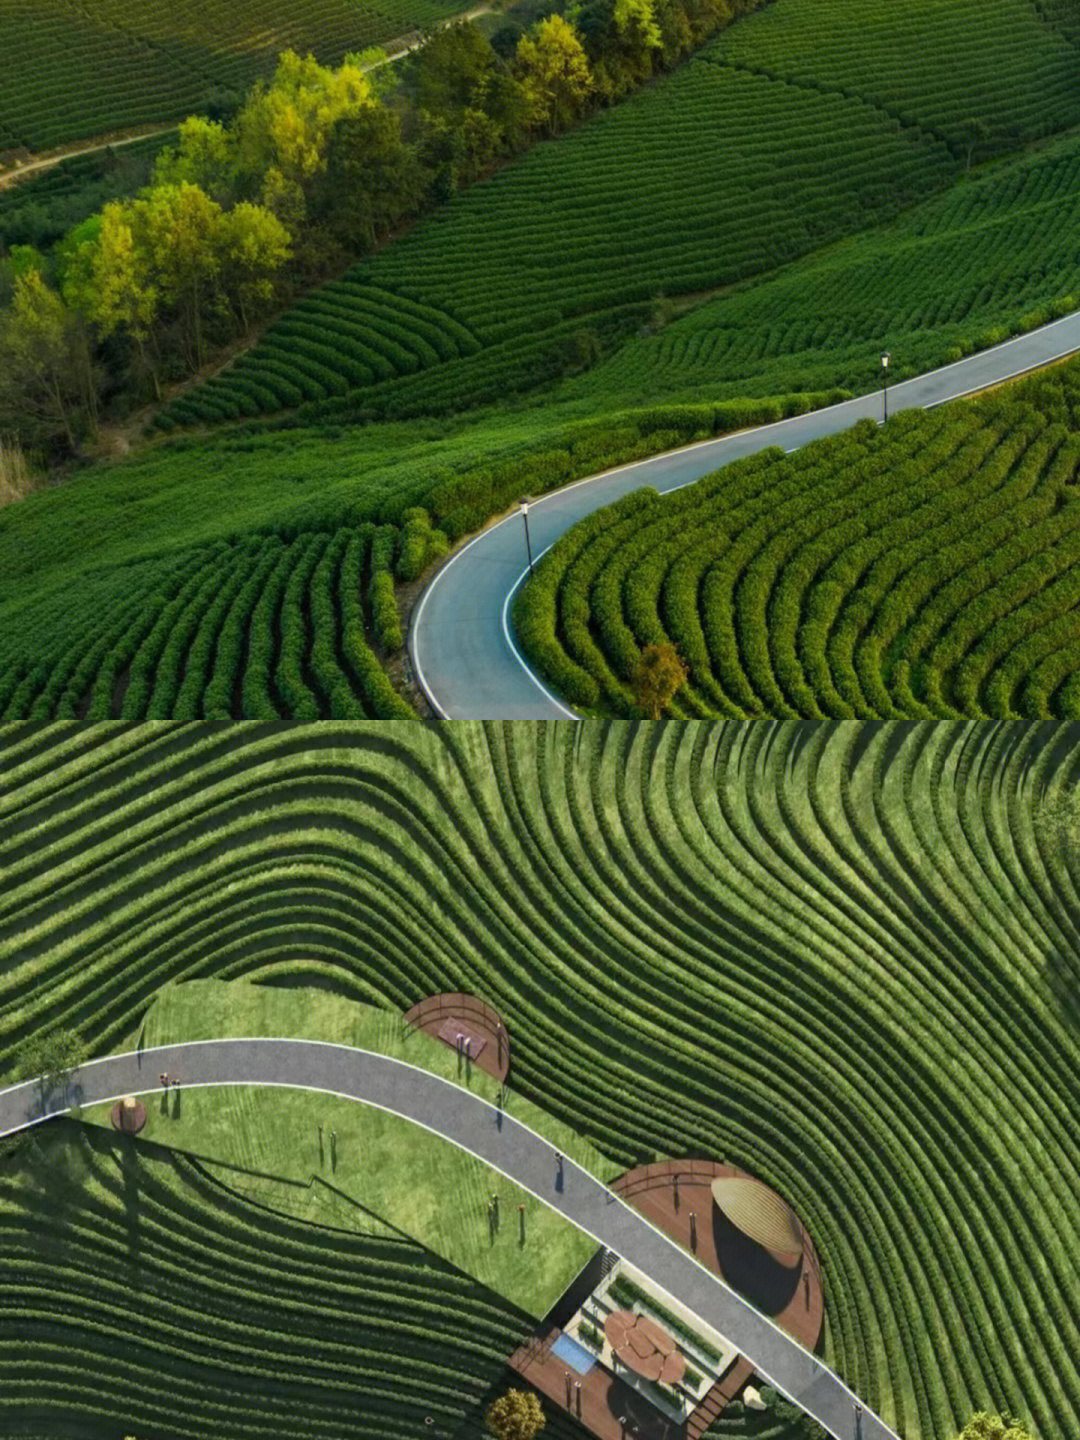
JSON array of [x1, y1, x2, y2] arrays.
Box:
[[159, 1073, 168, 1087]]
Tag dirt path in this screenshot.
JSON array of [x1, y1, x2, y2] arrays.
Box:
[[0, 123, 179, 192], [0, 4, 499, 193]]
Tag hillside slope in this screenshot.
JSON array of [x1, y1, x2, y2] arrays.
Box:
[[2, 720, 1079, 1438], [165, 0, 1080, 426]]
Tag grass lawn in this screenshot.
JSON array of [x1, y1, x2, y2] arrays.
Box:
[[77, 980, 616, 1315]]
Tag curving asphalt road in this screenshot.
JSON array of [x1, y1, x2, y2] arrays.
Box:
[[410, 311, 1080, 719], [2, 1039, 896, 1440]]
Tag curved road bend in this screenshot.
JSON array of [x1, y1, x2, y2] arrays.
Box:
[[1, 1040, 897, 1440], [411, 310, 1080, 719]]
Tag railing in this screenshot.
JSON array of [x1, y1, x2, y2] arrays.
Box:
[[402, 993, 510, 1074], [613, 1159, 724, 1199], [403, 992, 507, 1037]]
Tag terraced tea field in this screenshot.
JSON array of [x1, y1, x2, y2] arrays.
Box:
[[0, 0, 472, 154], [2, 721, 1079, 1439], [0, 512, 453, 720], [167, 0, 1080, 426], [568, 123, 1080, 409], [162, 280, 484, 430], [517, 358, 1080, 720], [710, 0, 1080, 151], [0, 1119, 534, 1439]]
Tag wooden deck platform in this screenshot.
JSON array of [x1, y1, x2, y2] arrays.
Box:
[[509, 1158, 824, 1440]]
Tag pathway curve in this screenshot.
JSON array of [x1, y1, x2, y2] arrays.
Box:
[[410, 311, 1080, 718], [1, 1039, 896, 1440]]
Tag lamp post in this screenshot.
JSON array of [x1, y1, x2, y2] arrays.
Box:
[[881, 352, 890, 423], [520, 500, 534, 577]]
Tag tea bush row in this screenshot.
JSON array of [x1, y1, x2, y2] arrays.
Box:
[[0, 517, 445, 720], [516, 361, 1080, 718], [0, 1121, 531, 1438]]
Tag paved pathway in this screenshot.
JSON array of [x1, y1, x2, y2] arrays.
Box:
[[1, 1040, 897, 1440], [410, 311, 1080, 718]]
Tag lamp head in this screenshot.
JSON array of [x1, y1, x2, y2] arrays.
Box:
[[881, 352, 890, 369], [520, 500, 529, 516]]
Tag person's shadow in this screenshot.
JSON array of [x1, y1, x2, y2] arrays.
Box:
[[172, 1086, 181, 1119]]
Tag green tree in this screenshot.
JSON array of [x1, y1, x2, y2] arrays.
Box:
[[482, 69, 533, 154], [486, 1389, 546, 1440], [652, 0, 693, 66], [452, 106, 504, 187], [632, 641, 688, 718], [319, 107, 427, 250], [515, 15, 594, 136], [11, 1026, 87, 1086], [410, 22, 497, 116], [958, 1414, 1033, 1440], [612, 0, 663, 81], [153, 115, 234, 199], [0, 269, 98, 451], [214, 200, 292, 330], [135, 181, 223, 367], [64, 201, 161, 393]]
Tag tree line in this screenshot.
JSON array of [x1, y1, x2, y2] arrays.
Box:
[[0, 0, 769, 462]]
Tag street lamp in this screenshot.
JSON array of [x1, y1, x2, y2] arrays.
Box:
[[854, 1401, 863, 1440], [881, 352, 890, 423], [520, 499, 535, 577]]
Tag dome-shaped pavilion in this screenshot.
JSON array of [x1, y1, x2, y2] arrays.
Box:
[[709, 1176, 803, 1263]]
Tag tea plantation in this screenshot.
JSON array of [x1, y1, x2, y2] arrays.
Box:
[[0, 1118, 536, 1439], [165, 0, 1080, 426], [0, 0, 472, 154], [567, 122, 1080, 408], [0, 517, 445, 721], [2, 720, 1079, 1439], [516, 358, 1080, 720]]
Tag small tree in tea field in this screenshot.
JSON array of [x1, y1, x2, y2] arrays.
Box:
[[633, 642, 688, 718], [487, 1388, 546, 1440], [958, 1414, 1033, 1440]]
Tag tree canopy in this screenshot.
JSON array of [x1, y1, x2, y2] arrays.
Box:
[[633, 642, 689, 718], [958, 1414, 1034, 1440], [486, 1389, 546, 1440]]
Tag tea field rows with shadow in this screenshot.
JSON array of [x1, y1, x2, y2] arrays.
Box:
[[2, 719, 1079, 1438]]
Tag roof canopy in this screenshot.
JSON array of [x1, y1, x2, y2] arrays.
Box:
[[710, 1176, 803, 1259]]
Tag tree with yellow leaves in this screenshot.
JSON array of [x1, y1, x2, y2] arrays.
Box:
[[957, 1415, 1033, 1440], [234, 50, 376, 221], [632, 642, 688, 718], [487, 1389, 546, 1440], [515, 16, 594, 137]]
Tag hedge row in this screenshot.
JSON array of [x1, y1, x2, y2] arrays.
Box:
[[514, 364, 1080, 718]]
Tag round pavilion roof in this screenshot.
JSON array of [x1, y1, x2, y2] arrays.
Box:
[[710, 1176, 803, 1259]]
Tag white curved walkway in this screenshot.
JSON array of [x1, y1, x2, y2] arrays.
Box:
[[2, 1039, 898, 1440], [410, 311, 1080, 718]]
